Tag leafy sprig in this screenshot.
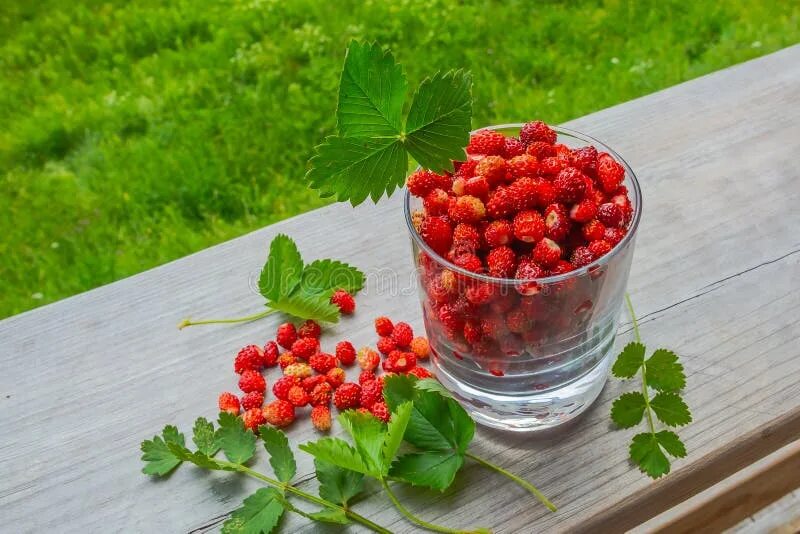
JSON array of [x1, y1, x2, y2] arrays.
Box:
[[611, 295, 692, 478], [179, 234, 364, 328], [306, 40, 473, 206]]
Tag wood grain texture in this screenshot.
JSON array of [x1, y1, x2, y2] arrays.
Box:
[[1, 44, 800, 533]]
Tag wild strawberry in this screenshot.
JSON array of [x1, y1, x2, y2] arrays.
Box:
[[407, 169, 451, 197], [358, 346, 381, 370], [513, 210, 546, 243], [453, 253, 483, 273], [451, 177, 466, 196], [284, 362, 312, 379], [335, 341, 356, 366], [392, 322, 414, 348], [302, 375, 327, 392], [360, 379, 383, 408], [358, 369, 377, 385], [309, 353, 337, 374], [278, 352, 297, 370], [242, 408, 266, 432], [424, 188, 450, 216], [610, 193, 633, 223], [241, 391, 264, 410], [438, 303, 465, 332], [263, 400, 295, 428], [263, 341, 279, 367], [604, 227, 626, 246], [571, 246, 594, 267], [449, 195, 486, 224], [515, 261, 544, 296], [505, 308, 531, 334], [512, 177, 554, 210], [287, 385, 310, 407], [439, 270, 458, 295], [239, 370, 266, 394], [539, 156, 564, 176], [452, 223, 481, 251], [554, 167, 587, 202], [419, 216, 453, 256], [486, 246, 517, 278], [326, 367, 346, 389], [273, 376, 300, 400], [370, 401, 391, 423], [481, 316, 509, 339], [486, 186, 517, 219], [597, 203, 623, 228], [588, 239, 613, 258], [464, 176, 490, 200], [526, 141, 556, 159], [333, 382, 362, 410], [507, 155, 538, 179], [484, 219, 513, 247], [374, 316, 394, 336], [330, 289, 356, 315], [475, 155, 508, 186], [276, 322, 297, 350], [463, 321, 482, 343], [582, 219, 606, 242], [409, 337, 431, 360], [384, 350, 417, 373], [520, 120, 556, 145], [467, 129, 506, 156], [411, 209, 425, 232], [465, 282, 495, 305], [533, 238, 561, 267], [549, 260, 575, 275], [311, 405, 332, 432], [597, 152, 624, 192], [218, 392, 241, 415], [297, 319, 321, 339], [310, 382, 333, 406], [570, 146, 598, 174], [570, 199, 598, 223], [234, 345, 264, 374], [407, 366, 434, 380], [291, 337, 318, 360], [454, 158, 479, 179], [504, 137, 526, 158]]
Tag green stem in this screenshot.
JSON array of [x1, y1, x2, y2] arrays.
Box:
[[216, 460, 389, 534], [625, 293, 656, 434], [465, 452, 557, 512], [178, 308, 277, 329], [380, 479, 488, 534]]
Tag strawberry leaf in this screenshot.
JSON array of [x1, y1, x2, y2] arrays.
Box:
[[610, 392, 647, 429], [299, 437, 373, 476], [646, 349, 686, 392], [390, 451, 464, 491], [338, 410, 387, 476], [300, 259, 365, 295], [650, 392, 692, 427], [216, 412, 256, 465], [140, 425, 185, 476], [655, 430, 687, 458], [382, 401, 413, 474], [630, 433, 670, 479], [192, 417, 219, 456], [268, 290, 340, 324], [612, 342, 646, 378], [259, 426, 296, 484], [259, 234, 303, 302], [221, 487, 285, 534], [314, 459, 364, 507]]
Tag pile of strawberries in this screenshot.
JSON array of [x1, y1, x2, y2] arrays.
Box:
[[217, 315, 432, 433], [408, 121, 635, 373]]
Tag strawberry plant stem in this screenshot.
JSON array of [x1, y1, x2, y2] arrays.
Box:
[[625, 293, 656, 434], [178, 308, 277, 329], [380, 480, 487, 534], [216, 459, 390, 533], [465, 451, 557, 512]]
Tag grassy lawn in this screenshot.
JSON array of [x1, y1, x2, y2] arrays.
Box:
[[1, 0, 797, 319]]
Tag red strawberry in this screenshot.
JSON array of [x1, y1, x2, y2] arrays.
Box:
[[407, 366, 434, 380], [218, 392, 240, 415], [263, 400, 295, 428], [358, 347, 381, 370], [520, 120, 556, 145], [515, 261, 544, 296], [333, 383, 362, 410], [504, 137, 526, 158], [263, 341, 279, 367], [241, 391, 264, 410], [242, 408, 266, 432], [571, 246, 594, 267], [475, 155, 508, 186], [604, 227, 626, 246], [407, 169, 451, 197], [507, 154, 538, 179], [297, 319, 321, 339], [359, 380, 384, 408], [276, 322, 297, 350], [234, 345, 264, 374], [588, 239, 613, 258], [569, 199, 598, 223], [484, 219, 513, 247], [239, 370, 266, 394], [302, 375, 327, 392], [465, 282, 495, 305], [376, 336, 397, 355], [597, 152, 624, 192], [419, 216, 453, 255], [330, 289, 356, 315], [539, 156, 564, 177], [370, 401, 391, 423], [325, 367, 346, 389], [513, 177, 555, 210], [526, 141, 556, 159], [374, 316, 394, 336], [449, 195, 486, 224], [554, 167, 587, 202], [533, 238, 561, 267], [311, 405, 332, 431], [467, 129, 506, 156], [277, 352, 297, 370], [273, 376, 300, 400], [597, 203, 623, 228], [454, 158, 479, 180], [453, 253, 483, 273], [392, 322, 414, 348], [358, 369, 377, 385], [291, 337, 319, 360], [505, 308, 531, 334], [464, 176, 490, 201], [423, 188, 450, 215], [582, 219, 606, 242], [549, 260, 576, 275], [570, 146, 598, 174], [486, 186, 517, 219], [452, 223, 481, 251], [310, 382, 333, 406], [513, 210, 546, 243], [287, 385, 310, 407], [486, 246, 517, 278], [383, 350, 416, 373], [335, 341, 356, 366], [309, 353, 337, 374], [463, 321, 482, 343]]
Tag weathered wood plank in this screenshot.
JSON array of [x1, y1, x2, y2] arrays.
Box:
[[1, 44, 799, 533]]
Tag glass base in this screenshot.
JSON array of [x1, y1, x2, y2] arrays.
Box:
[[432, 349, 613, 432]]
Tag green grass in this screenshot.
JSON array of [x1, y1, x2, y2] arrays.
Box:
[[1, 0, 798, 318]]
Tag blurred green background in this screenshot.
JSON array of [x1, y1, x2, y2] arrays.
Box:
[[1, 0, 798, 319]]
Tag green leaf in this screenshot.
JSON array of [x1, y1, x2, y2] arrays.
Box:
[[337, 41, 406, 137], [192, 417, 219, 456], [414, 378, 454, 399], [382, 402, 413, 472], [268, 290, 340, 323], [306, 134, 408, 206], [307, 509, 350, 524], [612, 342, 647, 378], [167, 443, 229, 471], [650, 392, 692, 427], [299, 438, 373, 476], [140, 425, 185, 476], [216, 412, 257, 464], [300, 259, 365, 295], [630, 433, 671, 479], [646, 349, 686, 392], [222, 487, 285, 534], [610, 392, 647, 429], [390, 451, 464, 491], [655, 430, 687, 459], [259, 426, 296, 483], [259, 234, 303, 301], [315, 459, 365, 506], [338, 410, 387, 476], [404, 70, 472, 172]]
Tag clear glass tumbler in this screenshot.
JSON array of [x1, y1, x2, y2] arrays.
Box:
[[404, 124, 641, 431]]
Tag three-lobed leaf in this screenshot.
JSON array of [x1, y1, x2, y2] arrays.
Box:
[[222, 487, 285, 534], [610, 392, 647, 429], [650, 392, 692, 427], [259, 426, 296, 483], [390, 451, 464, 491], [646, 349, 686, 392], [314, 458, 364, 507], [216, 412, 257, 465], [141, 425, 185, 476], [612, 342, 646, 378], [192, 417, 220, 456]]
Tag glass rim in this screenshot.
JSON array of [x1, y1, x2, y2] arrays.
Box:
[[403, 123, 642, 285]]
